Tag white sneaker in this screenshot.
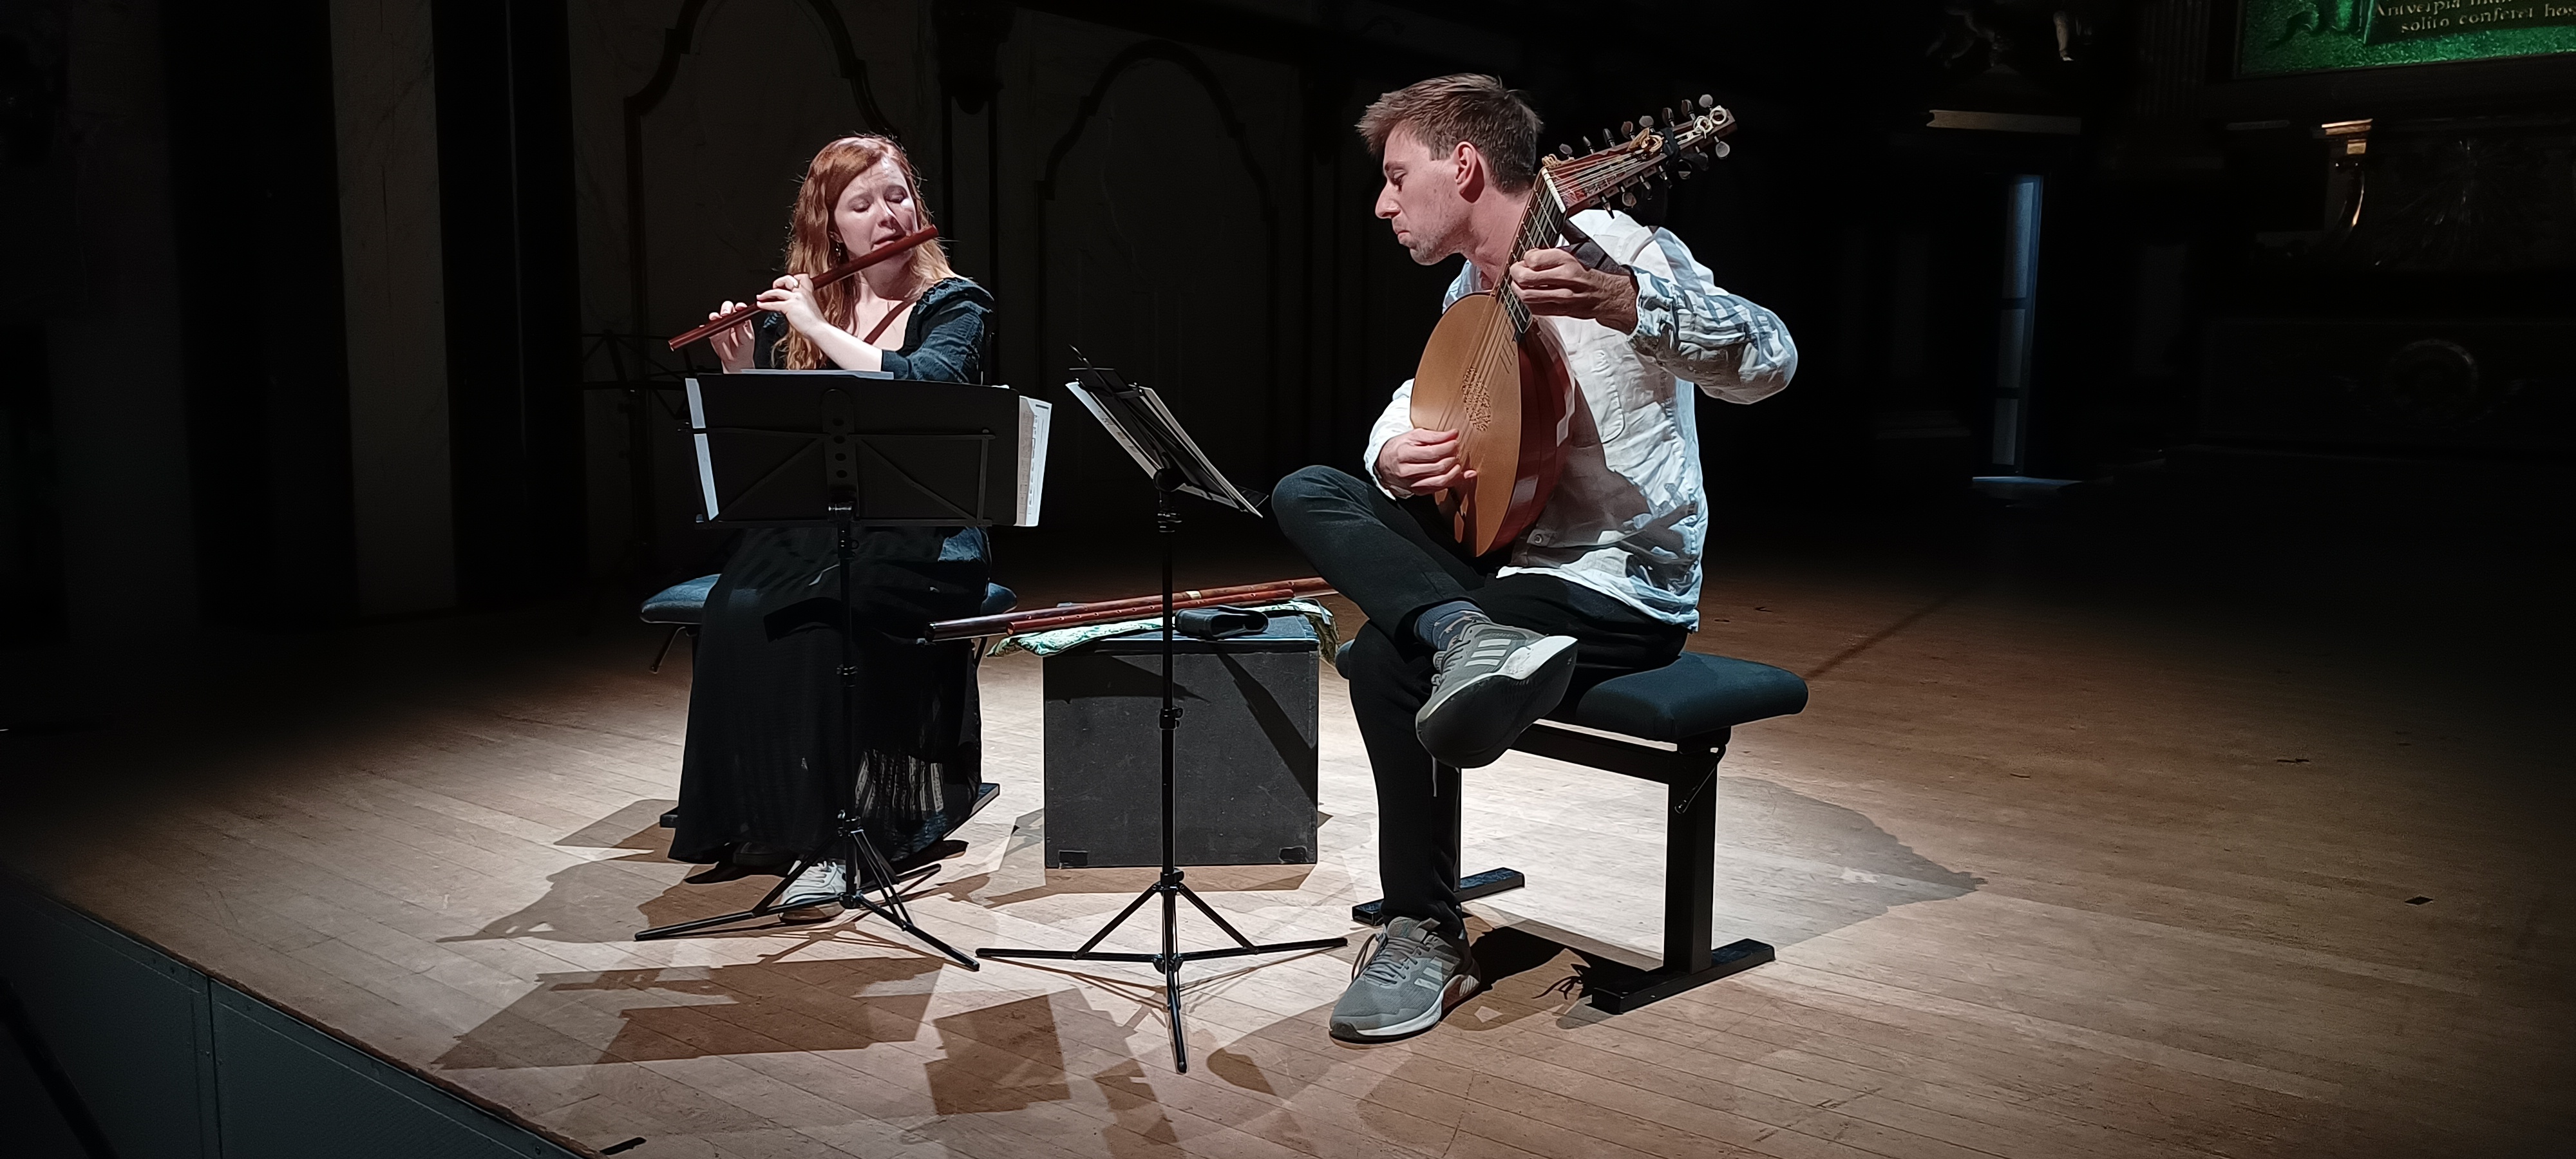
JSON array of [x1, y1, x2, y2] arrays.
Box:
[[778, 858, 846, 910]]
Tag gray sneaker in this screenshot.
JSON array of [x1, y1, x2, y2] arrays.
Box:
[[1329, 917, 1479, 1042], [1415, 619, 1578, 768]]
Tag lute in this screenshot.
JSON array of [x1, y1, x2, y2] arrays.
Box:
[[1410, 95, 1739, 555]]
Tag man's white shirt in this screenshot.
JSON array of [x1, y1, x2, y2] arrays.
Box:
[[1363, 208, 1797, 630]]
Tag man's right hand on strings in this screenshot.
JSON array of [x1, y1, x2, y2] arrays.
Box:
[[1376, 427, 1476, 496]]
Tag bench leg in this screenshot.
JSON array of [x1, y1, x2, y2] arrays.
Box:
[[1669, 760, 1718, 972], [1350, 760, 1525, 925], [1584, 740, 1774, 1013]]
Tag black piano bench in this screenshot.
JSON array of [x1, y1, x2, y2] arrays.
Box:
[[1347, 648, 1810, 1014]]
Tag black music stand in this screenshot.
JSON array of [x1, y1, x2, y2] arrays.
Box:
[[636, 370, 1027, 970], [975, 356, 1346, 1072]]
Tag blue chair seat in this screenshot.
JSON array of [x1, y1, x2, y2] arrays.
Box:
[[639, 576, 1016, 626], [1548, 652, 1808, 741], [641, 574, 720, 625]]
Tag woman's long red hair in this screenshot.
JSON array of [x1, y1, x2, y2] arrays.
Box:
[[778, 135, 958, 371]]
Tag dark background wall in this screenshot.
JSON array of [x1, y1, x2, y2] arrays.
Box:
[[162, 0, 362, 627], [2, 0, 2571, 715]]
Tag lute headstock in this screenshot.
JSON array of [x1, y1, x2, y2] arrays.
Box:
[[1539, 94, 1738, 214]]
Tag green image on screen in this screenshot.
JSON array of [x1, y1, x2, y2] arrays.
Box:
[[2239, 0, 2576, 75]]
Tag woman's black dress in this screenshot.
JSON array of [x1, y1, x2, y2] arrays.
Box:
[[670, 278, 997, 867]]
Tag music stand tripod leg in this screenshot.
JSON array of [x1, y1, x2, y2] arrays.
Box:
[[634, 860, 804, 941], [822, 499, 981, 970], [978, 470, 1345, 1073], [638, 500, 981, 970], [633, 816, 967, 952], [831, 819, 981, 968]]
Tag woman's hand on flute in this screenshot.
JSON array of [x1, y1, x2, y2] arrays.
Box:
[[758, 274, 829, 336], [757, 272, 884, 373], [708, 301, 756, 371]]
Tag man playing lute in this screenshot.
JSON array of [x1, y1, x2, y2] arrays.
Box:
[[1271, 73, 1798, 1042]]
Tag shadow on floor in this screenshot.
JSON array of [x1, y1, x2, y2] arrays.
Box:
[[441, 804, 793, 945], [914, 986, 1211, 1155], [936, 806, 1321, 907], [1463, 771, 1979, 973], [1711, 773, 1983, 943], [553, 798, 677, 851], [433, 954, 944, 1069], [943, 862, 1320, 909], [922, 994, 1074, 1113]]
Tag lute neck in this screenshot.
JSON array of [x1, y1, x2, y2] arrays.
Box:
[[1492, 186, 1571, 339], [1482, 108, 1730, 338]]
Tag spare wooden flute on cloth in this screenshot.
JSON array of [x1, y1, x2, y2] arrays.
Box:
[[928, 576, 1333, 639], [926, 577, 1338, 656]]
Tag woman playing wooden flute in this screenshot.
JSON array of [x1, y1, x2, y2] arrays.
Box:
[[670, 135, 998, 920]]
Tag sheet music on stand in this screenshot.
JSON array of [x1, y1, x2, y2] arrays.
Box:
[[683, 370, 1052, 527], [1064, 354, 1263, 516]]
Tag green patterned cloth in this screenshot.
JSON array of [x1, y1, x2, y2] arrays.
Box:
[[986, 598, 1339, 659]]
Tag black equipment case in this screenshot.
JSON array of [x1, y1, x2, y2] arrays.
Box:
[[1039, 617, 1320, 868]]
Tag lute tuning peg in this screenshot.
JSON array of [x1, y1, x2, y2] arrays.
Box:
[[1638, 115, 1654, 129], [1558, 144, 1574, 157], [1621, 120, 1636, 135], [1698, 93, 1715, 109], [1662, 106, 1676, 126], [1620, 190, 1638, 207]]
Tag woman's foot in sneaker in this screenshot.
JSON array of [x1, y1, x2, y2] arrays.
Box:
[[777, 858, 846, 911]]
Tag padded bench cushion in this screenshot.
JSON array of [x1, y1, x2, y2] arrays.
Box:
[[639, 576, 1016, 625], [1549, 651, 1808, 742]]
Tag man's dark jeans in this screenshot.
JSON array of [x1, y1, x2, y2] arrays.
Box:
[[1271, 466, 1685, 929]]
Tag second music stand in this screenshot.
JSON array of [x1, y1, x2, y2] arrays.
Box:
[[976, 358, 1346, 1072]]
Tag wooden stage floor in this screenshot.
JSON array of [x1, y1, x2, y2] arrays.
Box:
[[6, 534, 2569, 1158]]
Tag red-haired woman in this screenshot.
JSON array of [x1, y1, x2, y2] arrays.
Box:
[[705, 135, 987, 378], [671, 135, 996, 920]]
